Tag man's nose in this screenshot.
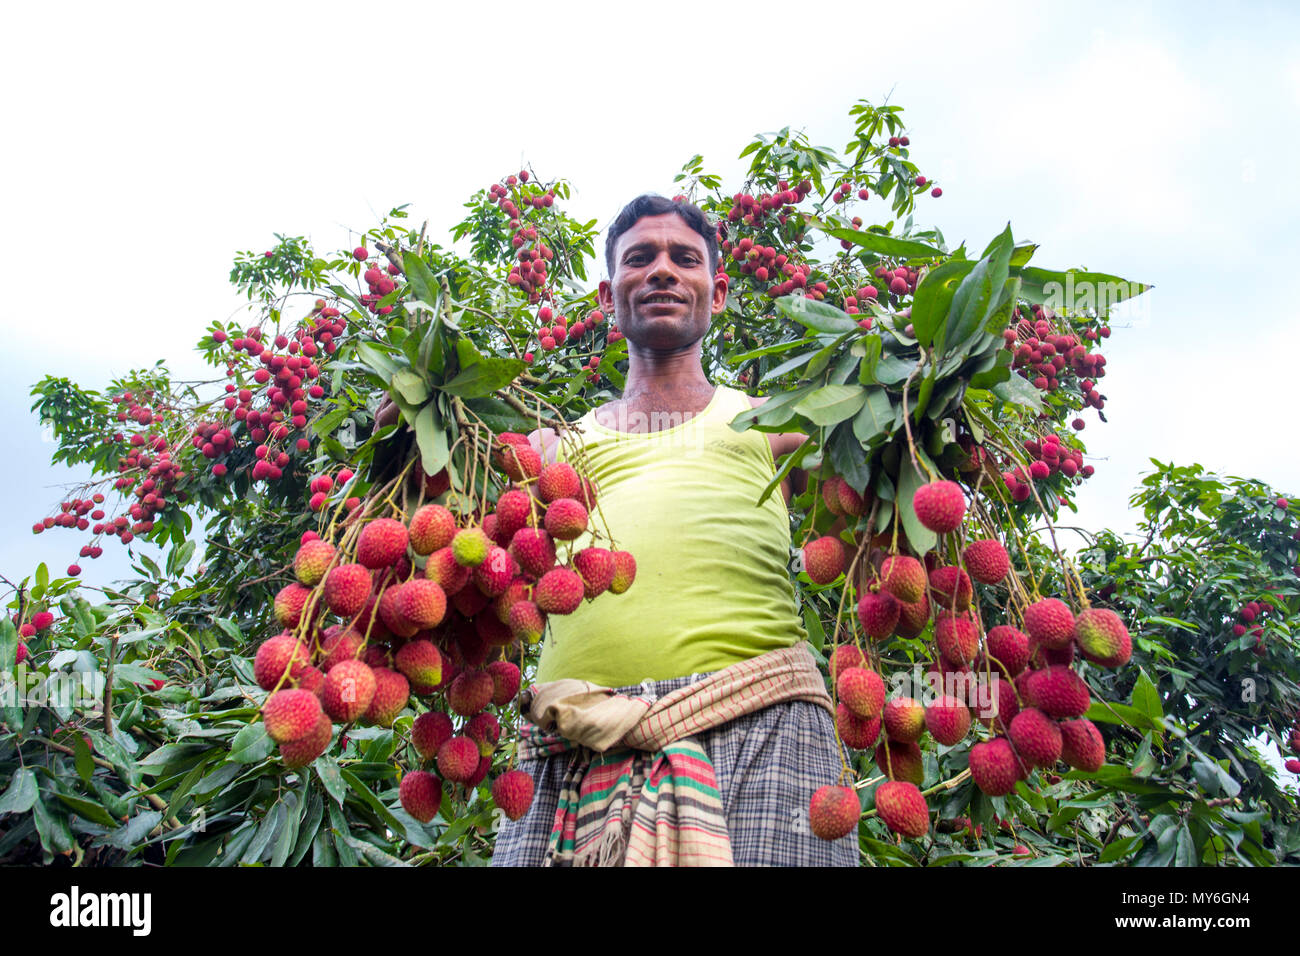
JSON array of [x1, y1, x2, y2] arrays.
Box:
[[647, 252, 678, 283]]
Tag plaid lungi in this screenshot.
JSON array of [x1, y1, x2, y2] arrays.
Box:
[[491, 671, 858, 867]]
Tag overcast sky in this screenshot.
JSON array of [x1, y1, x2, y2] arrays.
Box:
[[3, 0, 1298, 593]]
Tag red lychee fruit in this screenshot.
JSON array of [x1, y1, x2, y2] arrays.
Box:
[[809, 785, 860, 840], [273, 582, 311, 628], [803, 536, 845, 585], [820, 476, 846, 517], [609, 551, 637, 594], [837, 704, 882, 750], [857, 590, 901, 640], [465, 712, 502, 756], [322, 563, 371, 618], [408, 504, 456, 556], [255, 633, 310, 691], [537, 463, 582, 503], [497, 442, 542, 482], [838, 666, 885, 718], [263, 688, 324, 744], [473, 545, 516, 597], [1023, 598, 1076, 650], [1059, 717, 1105, 771], [543, 498, 589, 540], [880, 555, 926, 603], [572, 547, 616, 598], [924, 695, 971, 746], [280, 711, 333, 768], [875, 780, 929, 838], [447, 669, 494, 717], [935, 610, 979, 666], [395, 578, 447, 629], [969, 737, 1021, 796], [487, 660, 521, 706], [1008, 707, 1063, 768], [985, 625, 1030, 677], [492, 769, 536, 821], [883, 697, 926, 743], [318, 626, 364, 672], [896, 594, 931, 639], [425, 547, 471, 594], [357, 518, 409, 569], [1022, 665, 1091, 719], [321, 659, 378, 723], [412, 710, 454, 762], [400, 771, 444, 823], [837, 481, 868, 516], [437, 736, 481, 783], [395, 639, 442, 688], [31, 611, 54, 630], [364, 667, 410, 727], [928, 566, 973, 612], [535, 567, 584, 615], [828, 644, 867, 681], [508, 600, 547, 643], [963, 539, 1010, 584], [1074, 607, 1132, 668], [912, 480, 966, 534], [874, 739, 924, 786], [294, 539, 336, 586]]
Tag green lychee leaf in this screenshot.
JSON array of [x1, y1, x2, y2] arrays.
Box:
[[230, 723, 274, 764]]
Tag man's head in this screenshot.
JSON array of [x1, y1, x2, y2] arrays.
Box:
[[604, 194, 719, 279], [599, 196, 727, 353]]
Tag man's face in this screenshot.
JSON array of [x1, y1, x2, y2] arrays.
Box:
[[598, 213, 727, 352]]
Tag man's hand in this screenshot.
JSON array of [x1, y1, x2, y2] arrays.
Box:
[[375, 394, 401, 430]]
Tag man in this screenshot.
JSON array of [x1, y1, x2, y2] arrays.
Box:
[[491, 195, 856, 866]]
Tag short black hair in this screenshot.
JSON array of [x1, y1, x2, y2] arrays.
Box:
[[605, 194, 719, 279]]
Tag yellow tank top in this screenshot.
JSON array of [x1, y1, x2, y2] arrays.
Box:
[[534, 384, 808, 687]]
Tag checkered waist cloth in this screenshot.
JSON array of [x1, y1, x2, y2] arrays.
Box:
[[515, 643, 834, 867]]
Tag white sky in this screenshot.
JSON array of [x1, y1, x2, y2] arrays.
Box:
[[3, 0, 1299, 590]]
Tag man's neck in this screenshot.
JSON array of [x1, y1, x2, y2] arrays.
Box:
[[596, 342, 717, 433]]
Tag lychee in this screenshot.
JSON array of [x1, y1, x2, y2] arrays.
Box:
[[321, 659, 377, 723], [323, 563, 371, 618], [1023, 598, 1075, 650], [412, 710, 454, 762], [1059, 718, 1105, 771], [838, 666, 885, 718], [809, 785, 860, 840], [492, 769, 536, 821], [263, 688, 324, 744], [364, 667, 410, 727], [1074, 607, 1131, 668], [280, 711, 333, 768], [880, 554, 926, 603], [400, 771, 443, 823], [963, 539, 1010, 584], [609, 551, 637, 594], [883, 697, 926, 743], [437, 736, 481, 783], [535, 567, 584, 615], [1008, 707, 1063, 767], [874, 781, 929, 838], [408, 504, 456, 555], [924, 695, 971, 746], [969, 737, 1020, 796], [803, 536, 845, 584], [985, 625, 1030, 677], [357, 518, 409, 569], [912, 480, 966, 534], [294, 539, 336, 586], [857, 590, 901, 640]]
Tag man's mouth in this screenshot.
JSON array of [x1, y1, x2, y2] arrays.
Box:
[[641, 293, 684, 305]]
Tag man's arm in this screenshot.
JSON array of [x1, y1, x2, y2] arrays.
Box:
[[747, 394, 810, 506]]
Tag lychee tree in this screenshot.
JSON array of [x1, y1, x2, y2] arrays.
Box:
[[3, 98, 1297, 866]]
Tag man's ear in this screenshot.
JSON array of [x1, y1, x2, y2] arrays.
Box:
[[598, 279, 614, 313], [711, 271, 729, 315]]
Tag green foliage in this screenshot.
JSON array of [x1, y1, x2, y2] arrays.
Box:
[[4, 99, 1296, 868]]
